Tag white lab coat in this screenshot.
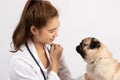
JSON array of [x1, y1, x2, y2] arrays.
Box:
[[8, 40, 85, 80]]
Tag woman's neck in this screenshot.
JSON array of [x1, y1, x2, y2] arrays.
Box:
[[32, 39, 50, 68], [32, 38, 45, 51]]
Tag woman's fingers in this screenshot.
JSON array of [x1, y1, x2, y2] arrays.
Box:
[[50, 44, 55, 53], [50, 44, 63, 59]]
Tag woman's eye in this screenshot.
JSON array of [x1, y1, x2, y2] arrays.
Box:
[[49, 30, 55, 33], [49, 28, 58, 33]]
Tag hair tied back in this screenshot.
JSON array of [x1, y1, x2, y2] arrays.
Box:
[[28, 0, 43, 2]]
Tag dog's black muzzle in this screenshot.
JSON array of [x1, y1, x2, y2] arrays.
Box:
[[76, 41, 86, 58]]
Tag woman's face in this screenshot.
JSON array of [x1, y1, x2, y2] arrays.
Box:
[[33, 16, 60, 44]]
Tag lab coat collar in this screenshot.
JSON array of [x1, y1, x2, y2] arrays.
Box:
[[26, 40, 52, 72]]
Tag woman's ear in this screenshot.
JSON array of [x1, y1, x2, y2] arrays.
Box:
[[30, 26, 38, 35]]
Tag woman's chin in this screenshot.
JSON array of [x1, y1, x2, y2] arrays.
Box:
[[47, 41, 54, 44], [46, 40, 55, 44]]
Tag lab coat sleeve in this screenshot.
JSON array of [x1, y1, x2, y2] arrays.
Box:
[[58, 55, 85, 80], [47, 71, 60, 80], [75, 74, 85, 80], [58, 55, 73, 80]]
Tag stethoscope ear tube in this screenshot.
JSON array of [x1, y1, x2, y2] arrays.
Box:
[[25, 42, 46, 80]]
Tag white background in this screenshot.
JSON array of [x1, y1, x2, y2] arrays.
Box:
[[1, 0, 120, 79]]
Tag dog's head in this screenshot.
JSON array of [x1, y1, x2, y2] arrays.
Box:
[[76, 37, 111, 63]]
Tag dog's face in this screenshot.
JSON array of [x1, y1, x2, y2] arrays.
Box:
[[76, 37, 101, 61]]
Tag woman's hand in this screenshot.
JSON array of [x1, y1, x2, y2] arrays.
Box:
[[50, 44, 63, 74]]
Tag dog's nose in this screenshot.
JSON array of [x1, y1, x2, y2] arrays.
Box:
[[76, 45, 80, 53]]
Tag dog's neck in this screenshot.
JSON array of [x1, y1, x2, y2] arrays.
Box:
[[89, 57, 106, 64], [89, 52, 112, 64]]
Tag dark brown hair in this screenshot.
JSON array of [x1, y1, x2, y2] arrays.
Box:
[[11, 0, 58, 52]]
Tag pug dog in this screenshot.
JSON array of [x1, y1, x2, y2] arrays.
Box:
[[76, 37, 120, 80]]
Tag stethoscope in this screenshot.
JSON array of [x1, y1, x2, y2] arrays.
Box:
[[25, 42, 47, 80]]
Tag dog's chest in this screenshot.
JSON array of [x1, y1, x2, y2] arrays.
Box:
[[86, 60, 120, 80], [87, 63, 108, 80]]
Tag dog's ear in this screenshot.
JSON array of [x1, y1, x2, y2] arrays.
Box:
[[90, 40, 101, 49]]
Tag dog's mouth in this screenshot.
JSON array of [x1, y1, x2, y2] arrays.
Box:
[[76, 41, 87, 58]]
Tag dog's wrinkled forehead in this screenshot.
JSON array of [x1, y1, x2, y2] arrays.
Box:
[[83, 37, 93, 44], [83, 37, 101, 49]]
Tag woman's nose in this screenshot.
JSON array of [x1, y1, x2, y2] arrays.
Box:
[[54, 31, 58, 37]]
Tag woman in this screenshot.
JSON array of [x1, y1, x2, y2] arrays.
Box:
[[8, 0, 89, 80]]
